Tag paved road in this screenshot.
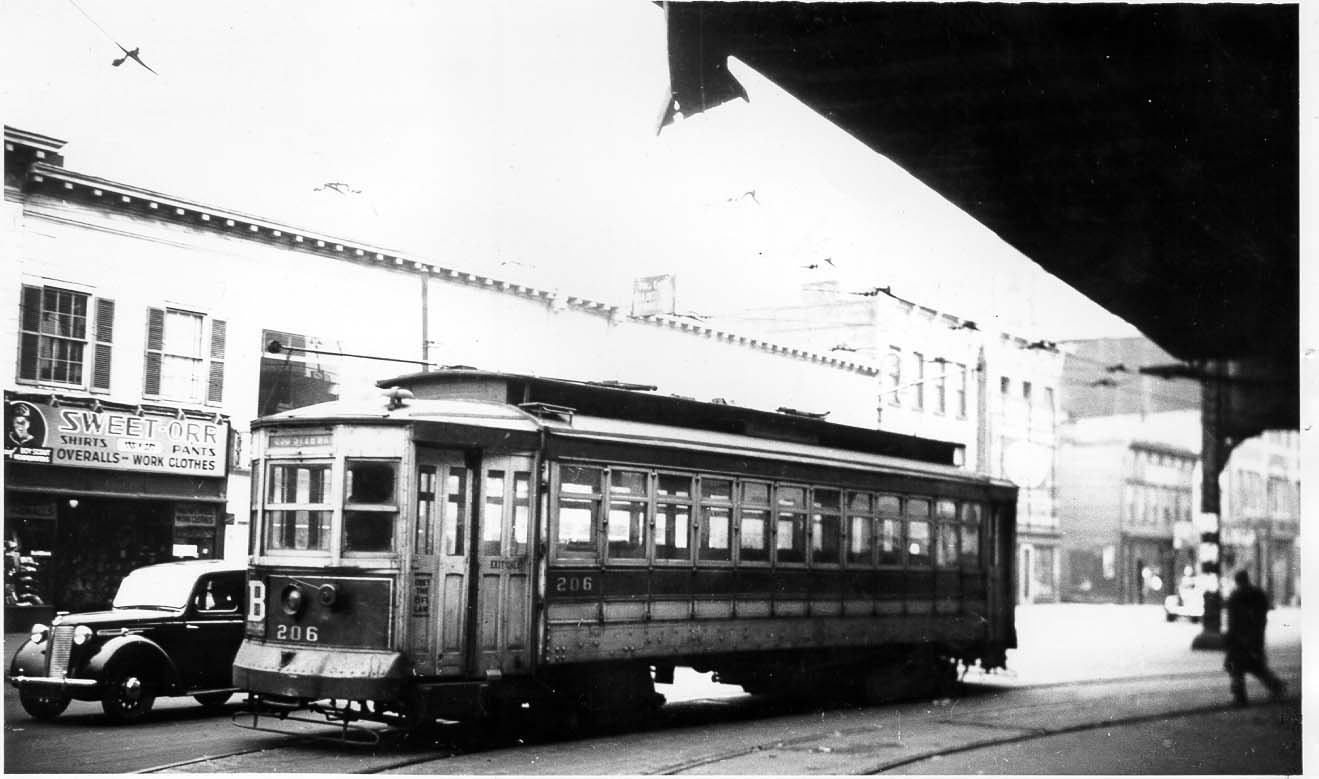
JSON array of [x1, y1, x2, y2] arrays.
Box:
[[4, 604, 1303, 774]]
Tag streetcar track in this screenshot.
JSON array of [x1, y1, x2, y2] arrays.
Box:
[[143, 670, 1274, 775], [861, 697, 1298, 774]]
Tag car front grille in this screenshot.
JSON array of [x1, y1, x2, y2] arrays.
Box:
[[48, 626, 75, 677]]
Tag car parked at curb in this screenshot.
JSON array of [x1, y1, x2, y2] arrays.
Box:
[[7, 559, 246, 723]]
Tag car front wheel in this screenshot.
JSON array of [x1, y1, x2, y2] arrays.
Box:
[[101, 670, 156, 723], [19, 688, 70, 719]]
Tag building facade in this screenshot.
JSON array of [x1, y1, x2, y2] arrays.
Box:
[[718, 281, 1066, 603], [4, 126, 894, 619], [1057, 338, 1301, 605]]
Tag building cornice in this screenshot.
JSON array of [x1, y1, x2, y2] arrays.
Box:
[[17, 161, 875, 378]]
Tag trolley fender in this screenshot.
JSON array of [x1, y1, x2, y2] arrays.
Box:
[[82, 635, 180, 687]]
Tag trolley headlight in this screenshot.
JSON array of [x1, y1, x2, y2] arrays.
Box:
[[29, 623, 48, 645], [280, 584, 305, 616], [317, 583, 338, 608], [72, 625, 94, 645]]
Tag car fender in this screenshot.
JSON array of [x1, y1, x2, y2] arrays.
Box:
[[81, 635, 181, 690], [8, 638, 46, 679]]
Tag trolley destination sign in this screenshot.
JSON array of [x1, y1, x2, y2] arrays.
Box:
[[4, 394, 229, 477]]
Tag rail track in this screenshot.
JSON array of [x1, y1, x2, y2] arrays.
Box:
[[136, 667, 1293, 775]]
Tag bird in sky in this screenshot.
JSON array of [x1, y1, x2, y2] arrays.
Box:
[[850, 285, 893, 297], [112, 44, 157, 75], [726, 189, 759, 205], [314, 182, 362, 195]]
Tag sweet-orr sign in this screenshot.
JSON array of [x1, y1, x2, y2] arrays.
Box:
[[3, 396, 229, 477]]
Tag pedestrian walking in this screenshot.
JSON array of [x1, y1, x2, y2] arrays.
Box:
[[1223, 569, 1285, 706]]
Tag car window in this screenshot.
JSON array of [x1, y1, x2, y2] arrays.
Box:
[[114, 567, 199, 610], [193, 575, 242, 613]]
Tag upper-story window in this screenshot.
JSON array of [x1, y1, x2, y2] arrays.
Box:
[[955, 363, 968, 418], [18, 285, 115, 391], [144, 307, 225, 404], [910, 352, 925, 410]]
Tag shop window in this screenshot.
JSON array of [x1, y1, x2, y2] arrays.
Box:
[[258, 329, 341, 416], [343, 460, 398, 553], [18, 285, 114, 390], [144, 307, 226, 404]]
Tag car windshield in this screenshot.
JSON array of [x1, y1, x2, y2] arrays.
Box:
[[112, 566, 201, 610]]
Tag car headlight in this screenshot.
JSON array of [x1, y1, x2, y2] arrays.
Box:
[[29, 623, 48, 644], [73, 625, 94, 645]]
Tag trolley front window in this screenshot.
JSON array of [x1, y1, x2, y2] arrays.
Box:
[[265, 462, 331, 551]]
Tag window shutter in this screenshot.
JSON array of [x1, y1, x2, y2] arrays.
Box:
[[92, 298, 115, 391], [144, 307, 164, 396], [207, 318, 226, 403], [18, 286, 42, 380]]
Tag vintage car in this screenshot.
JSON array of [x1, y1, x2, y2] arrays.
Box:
[[1164, 576, 1232, 623], [8, 559, 246, 723]]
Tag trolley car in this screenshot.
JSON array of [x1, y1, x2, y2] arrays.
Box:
[[232, 369, 1016, 735]]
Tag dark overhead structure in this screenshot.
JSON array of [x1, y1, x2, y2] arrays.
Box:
[[661, 0, 1298, 511]]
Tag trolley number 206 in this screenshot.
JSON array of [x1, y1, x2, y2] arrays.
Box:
[[275, 624, 319, 642], [552, 574, 597, 594]]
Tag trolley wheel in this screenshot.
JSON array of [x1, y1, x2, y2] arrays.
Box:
[[19, 688, 70, 720]]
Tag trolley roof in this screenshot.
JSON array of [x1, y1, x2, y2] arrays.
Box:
[[366, 368, 964, 467]]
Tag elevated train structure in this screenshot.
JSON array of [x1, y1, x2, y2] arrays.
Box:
[[232, 370, 1017, 735]]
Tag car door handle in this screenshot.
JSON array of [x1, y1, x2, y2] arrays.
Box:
[[186, 624, 201, 630]]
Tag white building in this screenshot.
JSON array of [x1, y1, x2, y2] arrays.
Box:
[[3, 126, 894, 617]]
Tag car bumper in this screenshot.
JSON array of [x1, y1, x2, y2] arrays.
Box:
[[8, 675, 99, 690]]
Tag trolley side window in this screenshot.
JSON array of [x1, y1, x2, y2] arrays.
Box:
[[846, 491, 874, 567], [738, 481, 772, 564], [343, 459, 399, 553], [960, 502, 982, 568], [555, 465, 602, 560], [265, 462, 332, 552], [775, 486, 807, 564], [935, 498, 958, 567], [906, 497, 932, 567], [698, 478, 733, 562], [607, 469, 649, 560], [876, 494, 903, 566], [810, 489, 842, 566], [655, 474, 692, 562]]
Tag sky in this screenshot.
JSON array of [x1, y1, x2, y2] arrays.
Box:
[[2, 0, 1141, 344]]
